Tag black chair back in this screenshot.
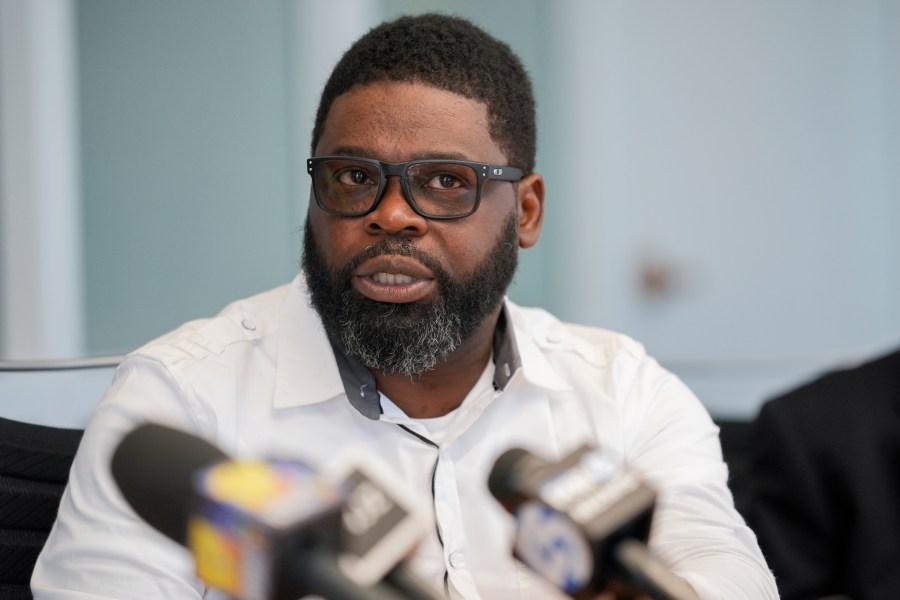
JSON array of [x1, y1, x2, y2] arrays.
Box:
[[0, 355, 120, 600], [0, 417, 84, 599]]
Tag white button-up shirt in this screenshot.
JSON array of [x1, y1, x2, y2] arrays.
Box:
[[33, 275, 777, 599]]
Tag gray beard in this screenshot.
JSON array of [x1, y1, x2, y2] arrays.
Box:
[[301, 214, 518, 376], [339, 295, 463, 376]]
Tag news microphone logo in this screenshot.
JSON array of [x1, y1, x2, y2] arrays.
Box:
[[188, 458, 338, 600], [513, 501, 593, 593], [325, 451, 431, 587], [187, 454, 430, 598]]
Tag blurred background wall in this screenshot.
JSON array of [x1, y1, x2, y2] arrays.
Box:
[[1, 0, 898, 421]]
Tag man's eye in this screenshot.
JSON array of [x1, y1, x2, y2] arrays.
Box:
[[337, 168, 374, 186], [427, 173, 463, 189]]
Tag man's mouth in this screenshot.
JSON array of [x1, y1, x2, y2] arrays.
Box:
[[370, 272, 416, 285], [353, 255, 437, 303]]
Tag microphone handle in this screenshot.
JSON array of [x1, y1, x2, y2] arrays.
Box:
[[614, 539, 701, 600], [289, 548, 412, 600]]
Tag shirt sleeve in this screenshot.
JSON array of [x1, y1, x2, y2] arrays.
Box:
[[31, 356, 216, 599], [616, 349, 780, 600]]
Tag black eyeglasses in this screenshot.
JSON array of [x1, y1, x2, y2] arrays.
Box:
[[307, 156, 524, 219]]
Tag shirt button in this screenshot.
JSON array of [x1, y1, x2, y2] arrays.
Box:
[[448, 552, 464, 568], [241, 319, 256, 331]]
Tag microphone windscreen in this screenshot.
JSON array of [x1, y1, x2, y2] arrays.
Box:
[[110, 423, 227, 544], [487, 447, 532, 502]]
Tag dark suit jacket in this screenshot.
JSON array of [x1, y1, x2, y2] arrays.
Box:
[[734, 348, 900, 600]]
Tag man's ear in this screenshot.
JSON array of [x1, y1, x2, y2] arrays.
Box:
[[516, 172, 545, 249]]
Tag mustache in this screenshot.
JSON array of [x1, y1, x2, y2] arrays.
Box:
[[342, 238, 446, 280]]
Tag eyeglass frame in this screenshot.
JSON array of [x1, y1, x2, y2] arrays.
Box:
[[306, 156, 525, 220]]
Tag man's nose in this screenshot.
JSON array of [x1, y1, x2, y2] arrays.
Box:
[[363, 176, 429, 236]]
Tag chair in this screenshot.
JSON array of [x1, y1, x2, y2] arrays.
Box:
[[0, 356, 121, 600], [0, 417, 83, 599]]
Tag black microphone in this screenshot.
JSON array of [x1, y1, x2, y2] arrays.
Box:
[[111, 423, 439, 600], [488, 445, 700, 600]]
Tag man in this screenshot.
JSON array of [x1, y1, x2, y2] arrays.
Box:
[[735, 347, 900, 599], [33, 13, 777, 599]]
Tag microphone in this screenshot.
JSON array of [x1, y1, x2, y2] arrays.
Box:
[[488, 445, 700, 600], [111, 423, 439, 600]]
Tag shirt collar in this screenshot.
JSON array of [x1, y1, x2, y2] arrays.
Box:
[[273, 276, 571, 416], [272, 276, 346, 410], [506, 303, 575, 393]]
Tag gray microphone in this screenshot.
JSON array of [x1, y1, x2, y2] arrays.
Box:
[[489, 445, 700, 600]]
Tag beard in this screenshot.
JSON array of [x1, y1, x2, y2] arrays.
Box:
[[301, 213, 519, 376]]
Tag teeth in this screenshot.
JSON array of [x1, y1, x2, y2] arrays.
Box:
[[372, 272, 415, 285]]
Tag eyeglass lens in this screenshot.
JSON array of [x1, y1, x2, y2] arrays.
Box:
[[314, 159, 480, 217]]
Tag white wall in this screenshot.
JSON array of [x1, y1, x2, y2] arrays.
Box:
[[543, 0, 900, 417], [76, 0, 300, 353]]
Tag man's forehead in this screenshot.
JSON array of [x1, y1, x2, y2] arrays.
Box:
[[328, 81, 488, 125], [317, 80, 501, 163]]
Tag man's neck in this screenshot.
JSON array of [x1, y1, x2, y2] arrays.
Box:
[[373, 310, 501, 419]]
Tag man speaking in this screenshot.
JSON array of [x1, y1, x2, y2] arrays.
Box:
[[33, 13, 776, 599]]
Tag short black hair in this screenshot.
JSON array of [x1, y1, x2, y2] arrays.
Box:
[[311, 13, 537, 173]]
